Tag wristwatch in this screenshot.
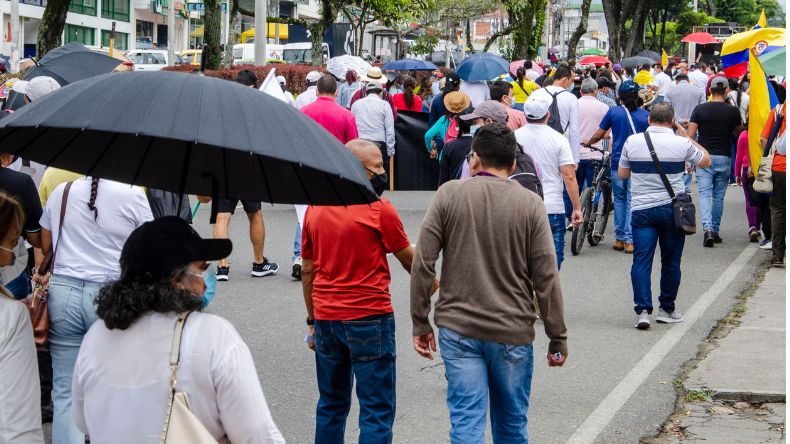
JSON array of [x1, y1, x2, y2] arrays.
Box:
[[306, 317, 314, 326]]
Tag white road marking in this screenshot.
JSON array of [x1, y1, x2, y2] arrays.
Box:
[[566, 245, 759, 444]]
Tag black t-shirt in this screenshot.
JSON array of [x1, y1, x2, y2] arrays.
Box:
[[690, 101, 742, 156], [439, 135, 473, 186], [0, 167, 43, 235]]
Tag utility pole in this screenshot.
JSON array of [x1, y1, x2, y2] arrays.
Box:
[[10, 0, 19, 71], [254, 0, 267, 65], [167, 0, 176, 65]]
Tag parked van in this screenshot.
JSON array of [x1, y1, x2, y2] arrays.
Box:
[[282, 42, 330, 64], [232, 43, 283, 65]]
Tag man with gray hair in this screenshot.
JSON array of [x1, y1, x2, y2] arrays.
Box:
[[577, 78, 611, 190]]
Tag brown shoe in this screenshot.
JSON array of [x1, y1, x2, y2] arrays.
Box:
[[613, 240, 625, 251], [625, 243, 634, 254]]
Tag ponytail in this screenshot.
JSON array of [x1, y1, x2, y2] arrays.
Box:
[[87, 177, 99, 222], [403, 75, 416, 109], [516, 67, 526, 87]]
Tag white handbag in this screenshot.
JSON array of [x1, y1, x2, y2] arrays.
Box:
[[161, 313, 220, 444]]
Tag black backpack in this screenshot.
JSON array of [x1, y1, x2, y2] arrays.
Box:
[[546, 90, 570, 135], [510, 144, 543, 199]]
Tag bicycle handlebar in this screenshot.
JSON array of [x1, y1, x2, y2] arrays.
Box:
[[581, 143, 608, 155]]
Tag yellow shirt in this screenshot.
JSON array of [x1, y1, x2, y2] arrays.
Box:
[[633, 70, 655, 87], [38, 167, 84, 207], [510, 79, 539, 104]]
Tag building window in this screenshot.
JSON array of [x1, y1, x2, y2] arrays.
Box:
[[64, 24, 95, 46], [102, 0, 130, 22], [101, 30, 128, 50], [69, 0, 96, 16]]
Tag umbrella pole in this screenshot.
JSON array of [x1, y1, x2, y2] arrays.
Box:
[[389, 156, 394, 191]]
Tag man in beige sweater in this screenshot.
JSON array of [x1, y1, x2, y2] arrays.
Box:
[[410, 123, 569, 443]]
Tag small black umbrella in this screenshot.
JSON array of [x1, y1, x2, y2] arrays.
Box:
[[620, 56, 656, 69], [4, 42, 124, 110], [0, 71, 377, 207]]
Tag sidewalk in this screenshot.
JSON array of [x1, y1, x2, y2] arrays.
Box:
[[649, 266, 786, 443]]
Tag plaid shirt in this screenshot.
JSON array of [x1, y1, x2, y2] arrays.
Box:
[[597, 91, 617, 108]]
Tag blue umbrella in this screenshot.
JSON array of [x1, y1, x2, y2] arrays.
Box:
[[456, 52, 509, 82], [382, 58, 438, 71]]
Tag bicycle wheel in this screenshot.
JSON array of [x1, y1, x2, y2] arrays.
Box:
[[589, 187, 611, 246], [571, 187, 593, 255]]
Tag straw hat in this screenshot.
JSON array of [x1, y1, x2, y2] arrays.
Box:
[[443, 92, 471, 114], [362, 67, 387, 84]]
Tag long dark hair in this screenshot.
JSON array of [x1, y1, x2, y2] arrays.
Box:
[[96, 272, 203, 330], [403, 75, 416, 109], [0, 190, 25, 242], [516, 66, 526, 87], [87, 177, 99, 222], [621, 91, 639, 112]]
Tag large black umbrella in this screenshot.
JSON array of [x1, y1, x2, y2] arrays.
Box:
[[620, 56, 656, 69], [4, 42, 124, 110], [0, 71, 377, 206], [636, 50, 661, 62]]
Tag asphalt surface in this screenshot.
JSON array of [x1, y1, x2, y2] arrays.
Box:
[[189, 186, 768, 444]]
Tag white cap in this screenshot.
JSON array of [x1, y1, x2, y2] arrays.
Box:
[[524, 96, 551, 120], [13, 76, 61, 101], [306, 71, 322, 82], [276, 75, 286, 85]]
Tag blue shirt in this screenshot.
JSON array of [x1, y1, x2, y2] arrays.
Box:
[[599, 106, 650, 168], [428, 94, 446, 127]]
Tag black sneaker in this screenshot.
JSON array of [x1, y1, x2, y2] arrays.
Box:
[[216, 266, 230, 281], [712, 232, 723, 243], [703, 230, 715, 248], [749, 227, 760, 243], [252, 258, 279, 277], [292, 257, 302, 281]]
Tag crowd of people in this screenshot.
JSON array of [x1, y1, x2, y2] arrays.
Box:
[[0, 51, 785, 444]]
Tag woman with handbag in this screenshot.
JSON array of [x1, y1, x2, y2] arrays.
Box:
[[39, 177, 152, 444], [0, 191, 44, 444], [72, 217, 285, 443]]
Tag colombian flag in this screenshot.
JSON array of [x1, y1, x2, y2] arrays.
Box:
[[747, 49, 780, 172], [754, 10, 767, 29], [720, 27, 785, 78]]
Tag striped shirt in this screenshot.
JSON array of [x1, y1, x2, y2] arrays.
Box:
[[596, 91, 617, 108], [619, 126, 704, 211]]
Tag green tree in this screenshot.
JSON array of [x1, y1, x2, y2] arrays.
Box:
[[601, 0, 650, 59], [482, 0, 545, 59], [757, 0, 786, 27], [567, 0, 592, 61], [37, 0, 72, 58], [712, 0, 759, 26], [203, 0, 223, 70]]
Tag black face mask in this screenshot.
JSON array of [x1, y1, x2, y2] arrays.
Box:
[[368, 170, 388, 196]]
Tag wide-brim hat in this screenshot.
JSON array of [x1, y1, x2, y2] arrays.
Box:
[[362, 67, 387, 84], [443, 91, 471, 114]]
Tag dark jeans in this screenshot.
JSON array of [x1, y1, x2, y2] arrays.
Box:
[[576, 159, 597, 190], [314, 313, 396, 444], [548, 214, 566, 270], [631, 203, 686, 314], [771, 171, 785, 260]]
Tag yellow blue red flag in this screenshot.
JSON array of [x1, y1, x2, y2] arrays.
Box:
[[755, 10, 767, 29], [721, 27, 785, 78], [747, 49, 780, 172]]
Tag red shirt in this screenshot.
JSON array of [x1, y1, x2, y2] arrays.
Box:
[[393, 93, 423, 112], [302, 200, 411, 320], [301, 96, 359, 143]]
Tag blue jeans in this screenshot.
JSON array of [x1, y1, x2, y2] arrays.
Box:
[[576, 159, 596, 190], [696, 155, 731, 232], [48, 274, 101, 444], [293, 223, 301, 260], [683, 172, 693, 194], [631, 204, 685, 314], [5, 270, 30, 299], [314, 314, 396, 444], [612, 170, 633, 243], [547, 214, 566, 269], [439, 327, 534, 444]]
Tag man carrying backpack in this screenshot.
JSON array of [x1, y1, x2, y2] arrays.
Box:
[[529, 66, 581, 228], [515, 96, 582, 269]]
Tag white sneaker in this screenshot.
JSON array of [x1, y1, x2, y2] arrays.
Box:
[[760, 240, 773, 250], [656, 309, 684, 323], [635, 310, 650, 330]]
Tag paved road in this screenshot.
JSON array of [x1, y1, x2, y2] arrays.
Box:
[[191, 186, 767, 444]]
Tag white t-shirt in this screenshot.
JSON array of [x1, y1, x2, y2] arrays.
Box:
[[296, 85, 318, 109], [0, 289, 44, 444], [459, 81, 491, 108], [689, 70, 709, 92], [654, 71, 672, 96], [514, 123, 575, 214], [40, 178, 153, 283], [73, 312, 285, 444], [529, 86, 581, 163]]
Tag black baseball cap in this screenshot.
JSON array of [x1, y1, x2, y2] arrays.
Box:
[[120, 216, 232, 280]]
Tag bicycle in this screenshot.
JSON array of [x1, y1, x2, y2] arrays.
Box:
[[571, 144, 612, 256]]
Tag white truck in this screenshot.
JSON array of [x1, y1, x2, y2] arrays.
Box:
[[282, 42, 330, 64], [232, 43, 284, 65]]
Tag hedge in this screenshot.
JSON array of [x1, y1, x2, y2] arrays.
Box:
[[163, 64, 327, 95]]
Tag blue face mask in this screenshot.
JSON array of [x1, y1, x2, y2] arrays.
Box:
[[511, 96, 517, 107], [470, 124, 481, 136], [200, 267, 217, 308]]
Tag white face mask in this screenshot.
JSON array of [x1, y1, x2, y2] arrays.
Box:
[[0, 237, 28, 285]]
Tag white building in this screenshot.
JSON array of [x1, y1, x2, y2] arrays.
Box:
[[559, 3, 609, 58]]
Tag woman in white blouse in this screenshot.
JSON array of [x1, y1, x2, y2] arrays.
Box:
[[72, 216, 284, 443]]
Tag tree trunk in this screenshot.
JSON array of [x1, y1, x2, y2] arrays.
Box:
[[659, 6, 668, 49], [601, 0, 623, 60], [203, 0, 222, 70], [36, 0, 71, 58], [623, 0, 648, 57], [530, 0, 546, 59], [223, 0, 241, 66], [507, 2, 535, 60], [567, 0, 592, 61], [483, 26, 512, 52]]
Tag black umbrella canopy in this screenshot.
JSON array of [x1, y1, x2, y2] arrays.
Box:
[[0, 71, 377, 205], [636, 50, 661, 62], [620, 56, 656, 69]]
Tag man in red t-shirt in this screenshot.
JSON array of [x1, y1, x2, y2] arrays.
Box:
[[301, 139, 435, 442], [761, 101, 785, 267]]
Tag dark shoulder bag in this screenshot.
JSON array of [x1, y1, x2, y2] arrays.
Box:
[[644, 132, 696, 235]]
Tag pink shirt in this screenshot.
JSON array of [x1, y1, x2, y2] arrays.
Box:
[[301, 96, 359, 143], [578, 96, 609, 160], [505, 106, 527, 131], [735, 130, 750, 172]]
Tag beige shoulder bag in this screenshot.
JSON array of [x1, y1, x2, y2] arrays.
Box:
[[161, 313, 219, 444]]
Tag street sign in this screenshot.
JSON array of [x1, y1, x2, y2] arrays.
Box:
[[187, 2, 227, 12]]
